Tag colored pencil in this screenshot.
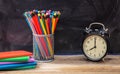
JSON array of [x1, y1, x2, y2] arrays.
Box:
[[24, 10, 61, 60]]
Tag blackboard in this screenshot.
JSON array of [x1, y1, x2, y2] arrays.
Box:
[[0, 0, 120, 55]]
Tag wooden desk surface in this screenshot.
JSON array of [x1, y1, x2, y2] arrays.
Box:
[[0, 55, 120, 74]]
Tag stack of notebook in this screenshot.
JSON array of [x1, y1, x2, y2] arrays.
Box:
[[0, 50, 37, 70]]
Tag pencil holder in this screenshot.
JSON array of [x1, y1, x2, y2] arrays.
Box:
[[33, 34, 54, 62]]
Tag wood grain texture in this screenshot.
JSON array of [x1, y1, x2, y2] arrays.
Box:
[[0, 55, 120, 74]]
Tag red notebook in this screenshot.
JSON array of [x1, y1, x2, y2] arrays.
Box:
[[0, 50, 32, 59]]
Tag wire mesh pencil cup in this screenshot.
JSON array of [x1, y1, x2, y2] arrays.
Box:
[[33, 34, 54, 62]]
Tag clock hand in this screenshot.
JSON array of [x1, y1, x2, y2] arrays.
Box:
[[94, 37, 96, 48], [89, 46, 95, 50], [89, 37, 96, 51]]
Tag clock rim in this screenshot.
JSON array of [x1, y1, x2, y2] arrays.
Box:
[[82, 34, 109, 62]]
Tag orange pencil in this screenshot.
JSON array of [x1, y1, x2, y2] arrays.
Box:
[[52, 17, 56, 34], [52, 11, 61, 34]]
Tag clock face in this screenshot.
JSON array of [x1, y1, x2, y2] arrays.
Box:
[[83, 35, 107, 61]]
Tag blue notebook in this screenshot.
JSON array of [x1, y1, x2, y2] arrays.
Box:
[[0, 61, 37, 70]]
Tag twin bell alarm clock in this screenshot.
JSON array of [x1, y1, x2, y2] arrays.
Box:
[[82, 22, 110, 61]]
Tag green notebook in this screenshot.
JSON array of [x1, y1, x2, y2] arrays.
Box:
[[13, 65, 36, 70], [0, 56, 29, 62]]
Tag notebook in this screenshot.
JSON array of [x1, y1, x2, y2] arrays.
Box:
[[0, 61, 37, 70], [0, 57, 35, 65], [6, 65, 36, 70], [0, 50, 32, 59], [0, 56, 30, 62]]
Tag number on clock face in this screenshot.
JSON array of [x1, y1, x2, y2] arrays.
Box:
[[83, 35, 107, 61]]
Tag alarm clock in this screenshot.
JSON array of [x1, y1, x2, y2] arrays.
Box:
[[82, 22, 110, 61]]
